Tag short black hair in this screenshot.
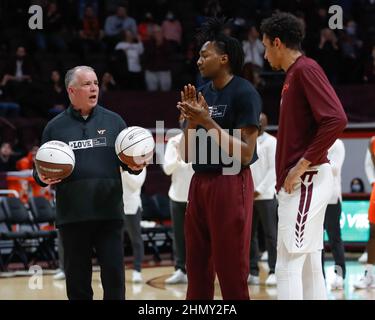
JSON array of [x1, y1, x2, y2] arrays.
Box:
[[260, 12, 305, 50], [196, 17, 244, 75]]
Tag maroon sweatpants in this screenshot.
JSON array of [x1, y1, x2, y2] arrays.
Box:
[[185, 167, 254, 300]]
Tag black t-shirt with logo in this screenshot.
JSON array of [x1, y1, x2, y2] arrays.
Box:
[[193, 76, 262, 173]]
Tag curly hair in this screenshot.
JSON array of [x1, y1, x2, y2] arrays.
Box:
[[260, 12, 305, 50], [196, 16, 244, 76]]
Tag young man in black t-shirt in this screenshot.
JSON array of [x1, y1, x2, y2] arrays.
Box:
[[177, 18, 261, 300]]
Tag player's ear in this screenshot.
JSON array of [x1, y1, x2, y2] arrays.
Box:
[[273, 38, 282, 49], [220, 54, 229, 66]]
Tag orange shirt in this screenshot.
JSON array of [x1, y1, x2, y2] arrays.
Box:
[[16, 153, 33, 170]]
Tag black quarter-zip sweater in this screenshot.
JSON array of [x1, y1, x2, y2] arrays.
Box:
[[33, 105, 140, 227]]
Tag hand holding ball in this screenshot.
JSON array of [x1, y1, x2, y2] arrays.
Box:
[[115, 126, 155, 169], [35, 140, 75, 183]]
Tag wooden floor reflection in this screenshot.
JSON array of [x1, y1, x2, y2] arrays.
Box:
[[0, 261, 374, 300]]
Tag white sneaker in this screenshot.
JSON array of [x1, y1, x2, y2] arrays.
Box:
[[53, 271, 66, 280], [265, 273, 277, 286], [331, 274, 344, 290], [260, 251, 268, 261], [358, 252, 368, 263], [132, 270, 143, 283], [165, 269, 187, 284], [247, 274, 260, 285], [353, 271, 373, 289]]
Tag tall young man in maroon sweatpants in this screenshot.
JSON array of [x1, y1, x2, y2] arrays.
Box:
[[177, 17, 261, 300]]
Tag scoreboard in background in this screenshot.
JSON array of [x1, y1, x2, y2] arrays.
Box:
[[324, 200, 370, 243]]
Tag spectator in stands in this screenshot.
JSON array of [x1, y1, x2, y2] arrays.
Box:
[[121, 6, 137, 36], [104, 5, 137, 36], [35, 1, 67, 52], [104, 6, 127, 37], [1, 46, 34, 113], [339, 19, 363, 83], [143, 27, 173, 91], [364, 45, 375, 83], [115, 31, 144, 90], [243, 26, 264, 69], [0, 142, 17, 172], [78, 5, 104, 54], [316, 28, 340, 84], [104, 5, 134, 50], [138, 12, 157, 42], [161, 11, 182, 48], [16, 145, 38, 171], [350, 177, 365, 193], [242, 26, 264, 89], [47, 70, 69, 116], [1, 46, 34, 87]]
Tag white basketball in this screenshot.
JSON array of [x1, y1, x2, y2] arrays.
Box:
[[35, 140, 75, 180], [115, 126, 155, 166]]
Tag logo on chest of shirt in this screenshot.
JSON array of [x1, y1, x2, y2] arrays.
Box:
[[280, 83, 291, 106], [97, 129, 106, 135], [69, 137, 107, 150], [208, 105, 227, 118]]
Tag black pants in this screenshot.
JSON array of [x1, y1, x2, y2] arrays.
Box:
[[124, 209, 144, 272], [367, 223, 375, 264], [57, 230, 64, 271], [322, 201, 346, 278], [170, 199, 187, 273], [250, 198, 278, 276], [59, 219, 125, 300]]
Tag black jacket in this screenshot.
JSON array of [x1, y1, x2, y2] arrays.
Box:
[[33, 105, 140, 226]]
